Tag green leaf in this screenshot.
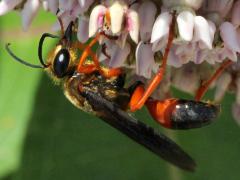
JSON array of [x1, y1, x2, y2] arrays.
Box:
[[0, 40, 41, 178]]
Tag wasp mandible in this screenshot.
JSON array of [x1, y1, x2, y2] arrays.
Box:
[[6, 14, 229, 171]]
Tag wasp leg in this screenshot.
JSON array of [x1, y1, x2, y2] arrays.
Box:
[[195, 59, 233, 101], [76, 33, 121, 77], [128, 84, 220, 129], [129, 11, 176, 112], [145, 98, 220, 129], [76, 33, 101, 73]]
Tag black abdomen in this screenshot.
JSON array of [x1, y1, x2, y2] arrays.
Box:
[[171, 100, 220, 129]]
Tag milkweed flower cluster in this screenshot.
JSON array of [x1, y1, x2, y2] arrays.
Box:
[[1, 0, 240, 124]]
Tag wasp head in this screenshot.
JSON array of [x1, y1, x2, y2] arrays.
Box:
[[6, 21, 78, 84]]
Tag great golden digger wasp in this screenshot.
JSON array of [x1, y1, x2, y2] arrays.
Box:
[[5, 13, 232, 172]]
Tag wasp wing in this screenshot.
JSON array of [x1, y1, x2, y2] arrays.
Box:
[[82, 91, 196, 172]]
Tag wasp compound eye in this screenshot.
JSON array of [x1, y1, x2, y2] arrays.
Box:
[[53, 49, 70, 78]]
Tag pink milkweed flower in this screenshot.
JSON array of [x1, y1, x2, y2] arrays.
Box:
[[21, 0, 41, 31], [136, 41, 156, 78], [151, 10, 215, 51], [97, 40, 131, 69], [219, 22, 240, 62], [200, 0, 234, 24], [52, 0, 93, 43], [218, 0, 240, 57], [199, 0, 239, 63], [231, 0, 240, 27], [162, 0, 204, 10], [0, 0, 41, 31], [0, 0, 22, 16], [88, 0, 140, 44], [172, 63, 200, 94], [42, 0, 59, 14], [135, 1, 157, 78], [211, 58, 240, 126]]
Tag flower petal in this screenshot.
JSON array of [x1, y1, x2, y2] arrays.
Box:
[[136, 42, 155, 78], [232, 0, 240, 26], [214, 72, 231, 102], [0, 0, 22, 16], [172, 63, 199, 94], [42, 0, 58, 13], [177, 11, 194, 41], [78, 0, 94, 12], [162, 0, 203, 10], [109, 43, 130, 68], [193, 49, 207, 64], [52, 11, 75, 31], [232, 102, 240, 126], [220, 22, 240, 53], [175, 43, 196, 64], [78, 0, 93, 8], [59, 0, 76, 11], [224, 47, 238, 62], [89, 5, 106, 37], [116, 31, 128, 48], [152, 36, 168, 52], [138, 1, 157, 41], [151, 12, 172, 44], [21, 0, 41, 31], [167, 48, 182, 68], [77, 16, 89, 43], [127, 8, 140, 43], [109, 0, 126, 34], [97, 40, 113, 62], [201, 0, 233, 18], [208, 20, 216, 42], [193, 16, 213, 49]]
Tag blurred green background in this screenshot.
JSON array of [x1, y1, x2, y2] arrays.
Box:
[[0, 9, 240, 180]]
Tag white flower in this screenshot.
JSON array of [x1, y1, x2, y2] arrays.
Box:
[[136, 41, 156, 78], [138, 1, 157, 41], [97, 40, 131, 68], [77, 16, 89, 43], [21, 0, 41, 31], [42, 0, 59, 14], [89, 0, 140, 43], [231, 0, 240, 27], [219, 22, 240, 62], [135, 1, 157, 78], [0, 0, 22, 16], [162, 0, 204, 10], [151, 11, 172, 52]]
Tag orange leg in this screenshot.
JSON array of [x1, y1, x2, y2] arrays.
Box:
[[129, 11, 176, 112], [129, 85, 220, 129], [76, 32, 121, 77], [76, 33, 101, 72], [195, 59, 233, 101]]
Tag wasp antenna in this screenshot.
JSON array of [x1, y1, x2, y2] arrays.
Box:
[[38, 33, 59, 68], [5, 43, 44, 69], [63, 21, 74, 42], [56, 8, 60, 15]]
